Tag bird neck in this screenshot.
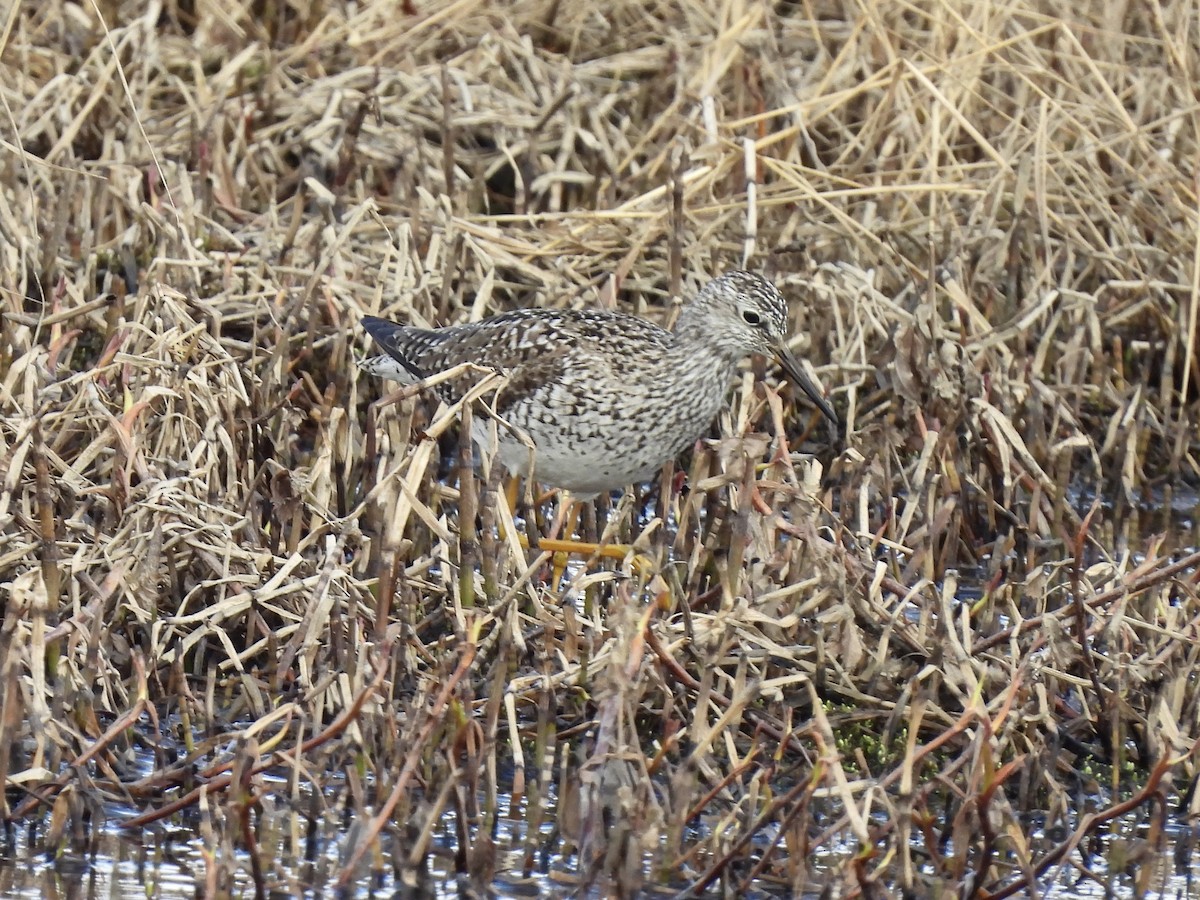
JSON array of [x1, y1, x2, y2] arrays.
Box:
[[664, 326, 744, 398], [671, 306, 744, 367]]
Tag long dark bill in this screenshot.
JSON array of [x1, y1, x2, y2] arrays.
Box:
[[773, 342, 838, 426]]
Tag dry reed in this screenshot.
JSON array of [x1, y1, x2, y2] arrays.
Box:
[[3, 0, 1200, 896]]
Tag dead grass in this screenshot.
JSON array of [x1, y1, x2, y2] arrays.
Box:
[[3, 0, 1200, 895]]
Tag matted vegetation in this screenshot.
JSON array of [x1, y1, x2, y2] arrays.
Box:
[[3, 0, 1200, 896]]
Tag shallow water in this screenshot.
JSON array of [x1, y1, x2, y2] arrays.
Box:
[[7, 484, 1200, 898], [4, 747, 1198, 898]]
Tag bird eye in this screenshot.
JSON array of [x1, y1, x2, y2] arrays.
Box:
[[742, 309, 763, 326]]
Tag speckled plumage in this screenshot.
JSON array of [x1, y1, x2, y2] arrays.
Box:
[[359, 271, 837, 498]]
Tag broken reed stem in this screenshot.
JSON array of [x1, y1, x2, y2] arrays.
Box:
[[3, 1, 1200, 895]]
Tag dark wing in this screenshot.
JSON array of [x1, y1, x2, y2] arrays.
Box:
[[361, 309, 598, 409], [360, 316, 428, 380], [362, 307, 672, 417]]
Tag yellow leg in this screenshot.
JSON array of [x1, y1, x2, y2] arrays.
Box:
[[545, 494, 580, 540], [496, 476, 522, 544], [539, 535, 657, 577], [538, 492, 656, 577], [545, 494, 580, 583], [505, 476, 520, 515], [501, 487, 657, 578]]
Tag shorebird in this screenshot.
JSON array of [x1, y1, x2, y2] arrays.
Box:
[[359, 270, 836, 498]]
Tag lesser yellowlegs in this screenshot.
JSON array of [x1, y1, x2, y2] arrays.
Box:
[[359, 270, 836, 498]]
